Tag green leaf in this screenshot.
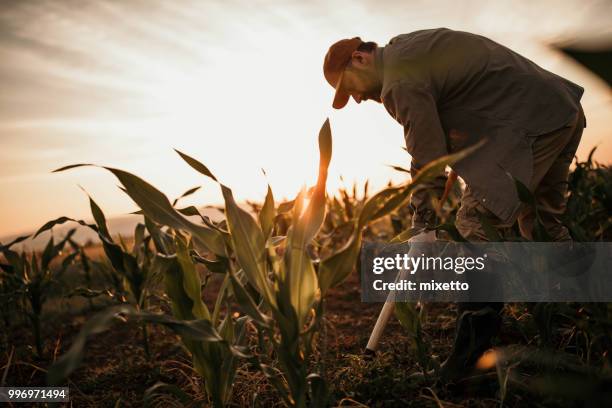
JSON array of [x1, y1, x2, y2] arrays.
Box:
[[395, 302, 420, 336], [177, 206, 203, 217], [191, 251, 230, 274], [61, 251, 79, 271], [277, 199, 295, 213], [259, 185, 275, 239], [133, 223, 146, 254], [357, 186, 403, 229], [41, 236, 56, 270], [279, 119, 331, 323], [292, 252, 319, 325], [256, 363, 293, 406], [173, 186, 202, 206], [47, 305, 225, 386], [88, 195, 111, 238], [145, 217, 173, 255], [175, 237, 211, 320], [387, 164, 411, 174], [33, 217, 84, 238], [229, 271, 270, 327], [52, 163, 94, 173], [174, 149, 218, 181], [318, 118, 333, 173], [318, 231, 361, 295], [220, 184, 274, 308], [211, 274, 230, 325], [293, 118, 332, 245], [411, 140, 485, 186], [108, 167, 226, 256], [358, 140, 487, 229], [0, 235, 30, 250], [57, 164, 226, 256]]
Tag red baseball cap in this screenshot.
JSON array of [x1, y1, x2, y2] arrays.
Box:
[[323, 37, 363, 109]]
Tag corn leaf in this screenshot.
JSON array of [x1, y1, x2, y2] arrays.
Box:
[[175, 238, 211, 320], [54, 164, 226, 256], [173, 186, 201, 206], [293, 118, 332, 245], [387, 164, 411, 174], [174, 149, 218, 182], [89, 195, 110, 238], [260, 185, 275, 239], [277, 199, 295, 213], [33, 216, 92, 239], [229, 271, 271, 327], [318, 232, 361, 295], [0, 235, 30, 250], [47, 305, 225, 387], [220, 184, 275, 308], [177, 206, 202, 217], [281, 119, 331, 323]]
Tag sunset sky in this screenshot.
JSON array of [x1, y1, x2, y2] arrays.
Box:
[[1, 0, 611, 238]]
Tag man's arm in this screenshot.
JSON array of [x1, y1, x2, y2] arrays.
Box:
[[383, 80, 449, 229]]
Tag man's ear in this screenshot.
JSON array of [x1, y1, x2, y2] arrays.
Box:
[[350, 50, 371, 69]]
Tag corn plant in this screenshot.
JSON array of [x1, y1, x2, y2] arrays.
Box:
[[318, 179, 370, 257], [565, 147, 612, 241], [395, 302, 437, 376], [37, 192, 164, 357], [173, 120, 484, 407], [46, 224, 248, 407], [0, 235, 29, 335], [49, 171, 248, 406], [137, 120, 337, 407], [64, 238, 129, 309], [46, 303, 245, 398], [0, 230, 77, 358]]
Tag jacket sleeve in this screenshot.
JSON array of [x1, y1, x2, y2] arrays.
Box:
[[383, 80, 449, 228]]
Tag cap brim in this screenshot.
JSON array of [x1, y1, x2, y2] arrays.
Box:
[[333, 90, 350, 109], [332, 70, 350, 109]]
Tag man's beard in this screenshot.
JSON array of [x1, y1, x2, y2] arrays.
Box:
[[363, 89, 382, 103]]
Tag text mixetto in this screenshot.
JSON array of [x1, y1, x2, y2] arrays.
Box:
[[373, 279, 470, 291]]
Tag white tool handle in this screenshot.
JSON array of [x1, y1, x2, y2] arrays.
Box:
[[364, 230, 435, 354]]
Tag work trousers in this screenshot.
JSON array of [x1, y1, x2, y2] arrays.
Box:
[[454, 105, 585, 315], [455, 105, 586, 243]]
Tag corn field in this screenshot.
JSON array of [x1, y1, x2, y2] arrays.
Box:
[[1, 119, 611, 407]]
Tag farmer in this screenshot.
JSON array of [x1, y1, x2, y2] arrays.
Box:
[[323, 28, 586, 380]]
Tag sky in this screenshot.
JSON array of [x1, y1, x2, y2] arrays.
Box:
[[1, 0, 611, 238]]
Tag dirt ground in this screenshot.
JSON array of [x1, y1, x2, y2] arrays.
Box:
[[2, 264, 543, 408]]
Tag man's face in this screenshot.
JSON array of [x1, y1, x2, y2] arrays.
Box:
[[339, 52, 382, 104]]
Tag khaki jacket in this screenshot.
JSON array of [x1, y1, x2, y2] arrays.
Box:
[[377, 28, 585, 225]]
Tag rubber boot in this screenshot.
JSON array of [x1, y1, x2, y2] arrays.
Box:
[[437, 305, 502, 382]]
